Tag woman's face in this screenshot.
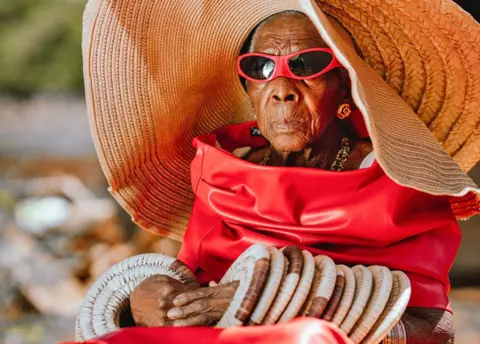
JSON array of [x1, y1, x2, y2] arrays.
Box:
[[246, 13, 349, 153]]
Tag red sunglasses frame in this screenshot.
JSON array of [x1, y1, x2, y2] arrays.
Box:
[[237, 47, 342, 82]]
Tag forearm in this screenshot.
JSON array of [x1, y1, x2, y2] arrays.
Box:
[[384, 308, 454, 344]]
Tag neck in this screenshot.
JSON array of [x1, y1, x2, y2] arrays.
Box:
[[272, 120, 346, 168]]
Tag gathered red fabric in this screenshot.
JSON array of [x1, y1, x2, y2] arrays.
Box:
[[178, 121, 462, 311], [64, 318, 352, 344], [68, 121, 472, 344]]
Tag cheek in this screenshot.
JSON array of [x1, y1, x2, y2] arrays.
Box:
[[304, 79, 339, 121], [246, 85, 273, 139], [246, 81, 263, 106], [248, 84, 269, 120]]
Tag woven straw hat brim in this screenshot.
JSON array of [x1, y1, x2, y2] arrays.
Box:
[[349, 266, 393, 343], [83, 0, 480, 239], [363, 270, 411, 344], [75, 254, 196, 341], [248, 247, 285, 325], [217, 243, 270, 328]]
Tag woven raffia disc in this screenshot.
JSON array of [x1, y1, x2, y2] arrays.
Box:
[[248, 247, 285, 325], [75, 254, 196, 341], [82, 0, 480, 240], [262, 246, 303, 325], [301, 255, 337, 318], [363, 271, 411, 344], [332, 265, 356, 326], [278, 250, 315, 323], [349, 266, 393, 343], [322, 265, 346, 322], [217, 243, 270, 328], [340, 265, 373, 334]]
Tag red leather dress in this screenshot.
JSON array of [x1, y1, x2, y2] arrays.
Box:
[[70, 121, 475, 344], [67, 318, 352, 344], [178, 121, 462, 311]]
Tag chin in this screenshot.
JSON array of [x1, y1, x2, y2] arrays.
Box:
[[270, 134, 310, 153]]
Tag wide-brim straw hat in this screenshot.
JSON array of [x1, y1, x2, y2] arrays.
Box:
[[83, 0, 480, 240]]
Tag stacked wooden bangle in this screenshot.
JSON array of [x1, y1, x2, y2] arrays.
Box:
[[76, 244, 411, 344]]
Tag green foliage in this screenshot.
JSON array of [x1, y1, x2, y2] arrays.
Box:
[[0, 0, 86, 96]]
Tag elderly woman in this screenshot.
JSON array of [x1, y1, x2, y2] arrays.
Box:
[[76, 0, 480, 343]]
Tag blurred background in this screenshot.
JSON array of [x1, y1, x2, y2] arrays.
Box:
[[0, 1, 479, 343]]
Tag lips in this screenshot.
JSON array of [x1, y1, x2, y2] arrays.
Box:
[[272, 120, 304, 132]]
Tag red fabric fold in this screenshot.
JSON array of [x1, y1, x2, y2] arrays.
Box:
[[179, 121, 462, 311], [64, 318, 352, 344], [450, 192, 480, 219]]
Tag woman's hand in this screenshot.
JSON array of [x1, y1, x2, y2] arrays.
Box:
[[166, 280, 239, 326], [130, 275, 197, 327]]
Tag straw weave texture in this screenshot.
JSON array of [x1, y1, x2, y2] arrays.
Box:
[[75, 246, 412, 343], [83, 0, 480, 239]]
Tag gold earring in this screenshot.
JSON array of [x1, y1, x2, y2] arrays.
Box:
[[336, 103, 352, 120], [252, 109, 257, 119]]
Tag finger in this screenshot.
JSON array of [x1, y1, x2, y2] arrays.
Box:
[[168, 299, 209, 319], [157, 297, 174, 310], [209, 281, 218, 287], [173, 287, 215, 306], [157, 319, 174, 327], [168, 297, 232, 320], [173, 312, 224, 327]]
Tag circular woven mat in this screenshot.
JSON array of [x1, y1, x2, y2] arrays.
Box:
[[217, 243, 270, 328], [248, 247, 285, 325], [331, 264, 356, 327], [262, 246, 303, 325], [75, 254, 196, 341], [340, 265, 373, 334], [349, 266, 393, 342], [362, 270, 411, 344], [302, 255, 337, 318], [322, 265, 346, 322], [278, 250, 315, 323], [75, 244, 413, 342]]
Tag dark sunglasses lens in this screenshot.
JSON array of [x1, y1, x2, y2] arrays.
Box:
[[239, 56, 275, 80], [288, 51, 333, 77]]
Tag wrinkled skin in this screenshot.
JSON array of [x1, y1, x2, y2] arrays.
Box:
[[240, 12, 372, 169], [131, 276, 238, 327], [246, 13, 347, 156], [130, 11, 454, 343], [131, 275, 195, 327]]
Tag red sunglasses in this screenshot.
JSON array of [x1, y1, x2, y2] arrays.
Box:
[[237, 48, 342, 82]]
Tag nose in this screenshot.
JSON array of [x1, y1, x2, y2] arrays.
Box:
[[270, 78, 300, 103]]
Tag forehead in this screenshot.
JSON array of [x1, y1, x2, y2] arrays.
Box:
[[250, 13, 328, 52]]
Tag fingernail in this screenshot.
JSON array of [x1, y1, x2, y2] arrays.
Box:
[[173, 297, 186, 306], [167, 308, 181, 319]]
